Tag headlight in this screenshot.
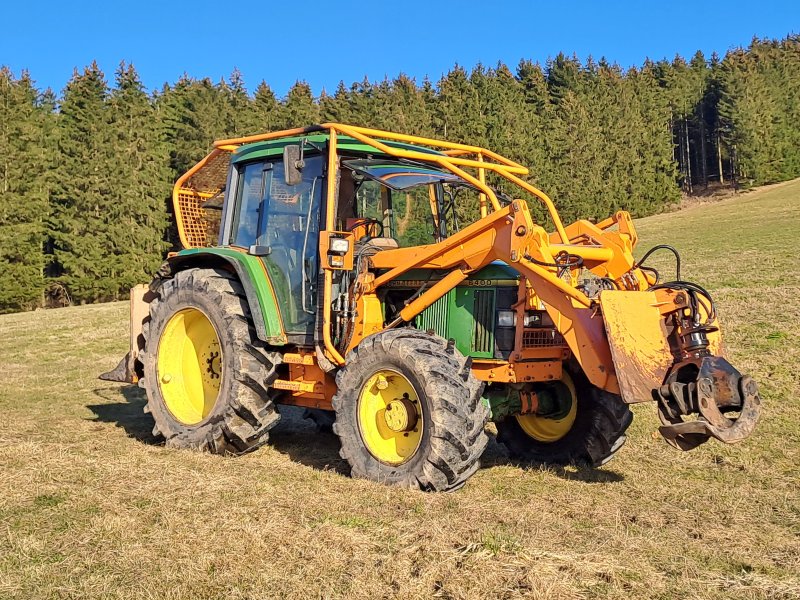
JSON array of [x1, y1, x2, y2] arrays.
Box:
[[329, 238, 350, 254], [497, 310, 516, 327]]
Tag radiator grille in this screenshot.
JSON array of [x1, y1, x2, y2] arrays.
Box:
[[472, 290, 494, 354], [522, 329, 564, 348], [416, 294, 449, 339]]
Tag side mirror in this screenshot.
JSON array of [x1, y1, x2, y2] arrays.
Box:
[[283, 144, 304, 186]]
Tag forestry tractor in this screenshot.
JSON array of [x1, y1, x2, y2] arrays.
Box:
[[101, 124, 761, 491]]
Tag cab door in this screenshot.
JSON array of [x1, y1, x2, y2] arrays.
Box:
[[228, 154, 324, 342]]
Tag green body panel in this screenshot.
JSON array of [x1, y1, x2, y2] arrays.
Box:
[[175, 248, 286, 344], [411, 263, 519, 360], [416, 287, 497, 359], [391, 261, 519, 286], [232, 134, 444, 164]]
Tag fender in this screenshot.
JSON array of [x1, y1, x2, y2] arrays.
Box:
[[99, 249, 287, 385], [165, 248, 288, 345]]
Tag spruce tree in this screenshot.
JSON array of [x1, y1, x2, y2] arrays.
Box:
[[50, 62, 118, 303], [280, 81, 319, 128], [246, 81, 282, 133], [107, 62, 170, 292], [0, 68, 51, 311], [319, 81, 352, 124]]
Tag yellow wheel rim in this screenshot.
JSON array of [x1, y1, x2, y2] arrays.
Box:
[[357, 369, 423, 466], [157, 308, 223, 425], [515, 373, 577, 443]]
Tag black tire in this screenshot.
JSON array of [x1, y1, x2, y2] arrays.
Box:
[[140, 267, 282, 454], [332, 329, 489, 491], [496, 368, 633, 467]]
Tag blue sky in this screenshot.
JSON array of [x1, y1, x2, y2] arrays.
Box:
[[2, 1, 798, 95]]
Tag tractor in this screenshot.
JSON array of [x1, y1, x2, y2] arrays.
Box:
[[101, 124, 762, 491]]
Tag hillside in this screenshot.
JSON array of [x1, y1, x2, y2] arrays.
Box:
[[1, 181, 798, 599]]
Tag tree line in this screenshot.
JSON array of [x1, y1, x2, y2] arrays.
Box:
[[1, 35, 798, 312]]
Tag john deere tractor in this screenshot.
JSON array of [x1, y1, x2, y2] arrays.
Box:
[[101, 124, 761, 491]]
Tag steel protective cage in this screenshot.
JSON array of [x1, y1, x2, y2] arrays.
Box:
[[172, 123, 573, 250]]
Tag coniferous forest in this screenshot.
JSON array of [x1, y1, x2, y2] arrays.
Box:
[[1, 36, 799, 312]]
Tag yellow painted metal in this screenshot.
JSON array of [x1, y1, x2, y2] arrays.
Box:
[[346, 291, 384, 352], [321, 130, 346, 366], [476, 152, 488, 218], [600, 290, 724, 403], [272, 379, 318, 393], [157, 308, 222, 425], [172, 123, 677, 396], [515, 373, 577, 443], [357, 370, 423, 465], [283, 353, 315, 365], [600, 291, 677, 404], [182, 123, 591, 257]]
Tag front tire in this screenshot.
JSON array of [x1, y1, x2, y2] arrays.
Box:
[[496, 369, 633, 466], [141, 267, 282, 454], [332, 329, 489, 491]]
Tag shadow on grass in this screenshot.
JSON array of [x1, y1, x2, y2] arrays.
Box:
[[88, 385, 160, 445], [86, 390, 347, 473], [548, 465, 625, 483], [83, 392, 623, 483], [480, 438, 625, 483], [268, 406, 350, 476]]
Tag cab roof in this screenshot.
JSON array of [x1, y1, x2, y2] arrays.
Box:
[[231, 133, 445, 164]]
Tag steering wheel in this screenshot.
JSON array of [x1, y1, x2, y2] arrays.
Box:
[[346, 217, 384, 240]]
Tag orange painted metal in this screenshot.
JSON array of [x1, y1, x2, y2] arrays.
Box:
[[273, 351, 336, 411], [471, 359, 563, 383], [177, 124, 678, 395]]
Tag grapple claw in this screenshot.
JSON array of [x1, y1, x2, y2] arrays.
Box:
[[656, 356, 761, 450]]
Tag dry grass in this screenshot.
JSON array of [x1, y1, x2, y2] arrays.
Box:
[[1, 181, 799, 599]]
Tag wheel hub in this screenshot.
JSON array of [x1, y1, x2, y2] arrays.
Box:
[[358, 369, 424, 465], [383, 397, 418, 432]]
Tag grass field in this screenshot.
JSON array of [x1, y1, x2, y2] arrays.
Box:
[[1, 181, 799, 599]]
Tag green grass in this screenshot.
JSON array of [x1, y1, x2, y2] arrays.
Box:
[[1, 181, 799, 599]]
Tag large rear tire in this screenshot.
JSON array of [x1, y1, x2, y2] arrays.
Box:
[[332, 329, 489, 491], [496, 368, 633, 466], [141, 267, 282, 454]]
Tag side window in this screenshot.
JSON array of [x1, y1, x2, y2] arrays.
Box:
[[392, 186, 437, 247], [353, 179, 389, 237], [442, 184, 482, 237], [232, 161, 264, 249]]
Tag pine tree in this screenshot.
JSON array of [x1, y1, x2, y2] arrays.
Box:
[[319, 81, 352, 124], [107, 62, 170, 292], [50, 63, 120, 302], [242, 80, 282, 134], [280, 80, 319, 128], [158, 76, 231, 180], [223, 68, 253, 136], [0, 68, 51, 311]]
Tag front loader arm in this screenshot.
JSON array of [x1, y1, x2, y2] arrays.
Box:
[[358, 198, 761, 451], [364, 199, 626, 392]]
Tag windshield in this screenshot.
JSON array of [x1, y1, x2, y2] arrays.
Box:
[[337, 158, 486, 247]]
